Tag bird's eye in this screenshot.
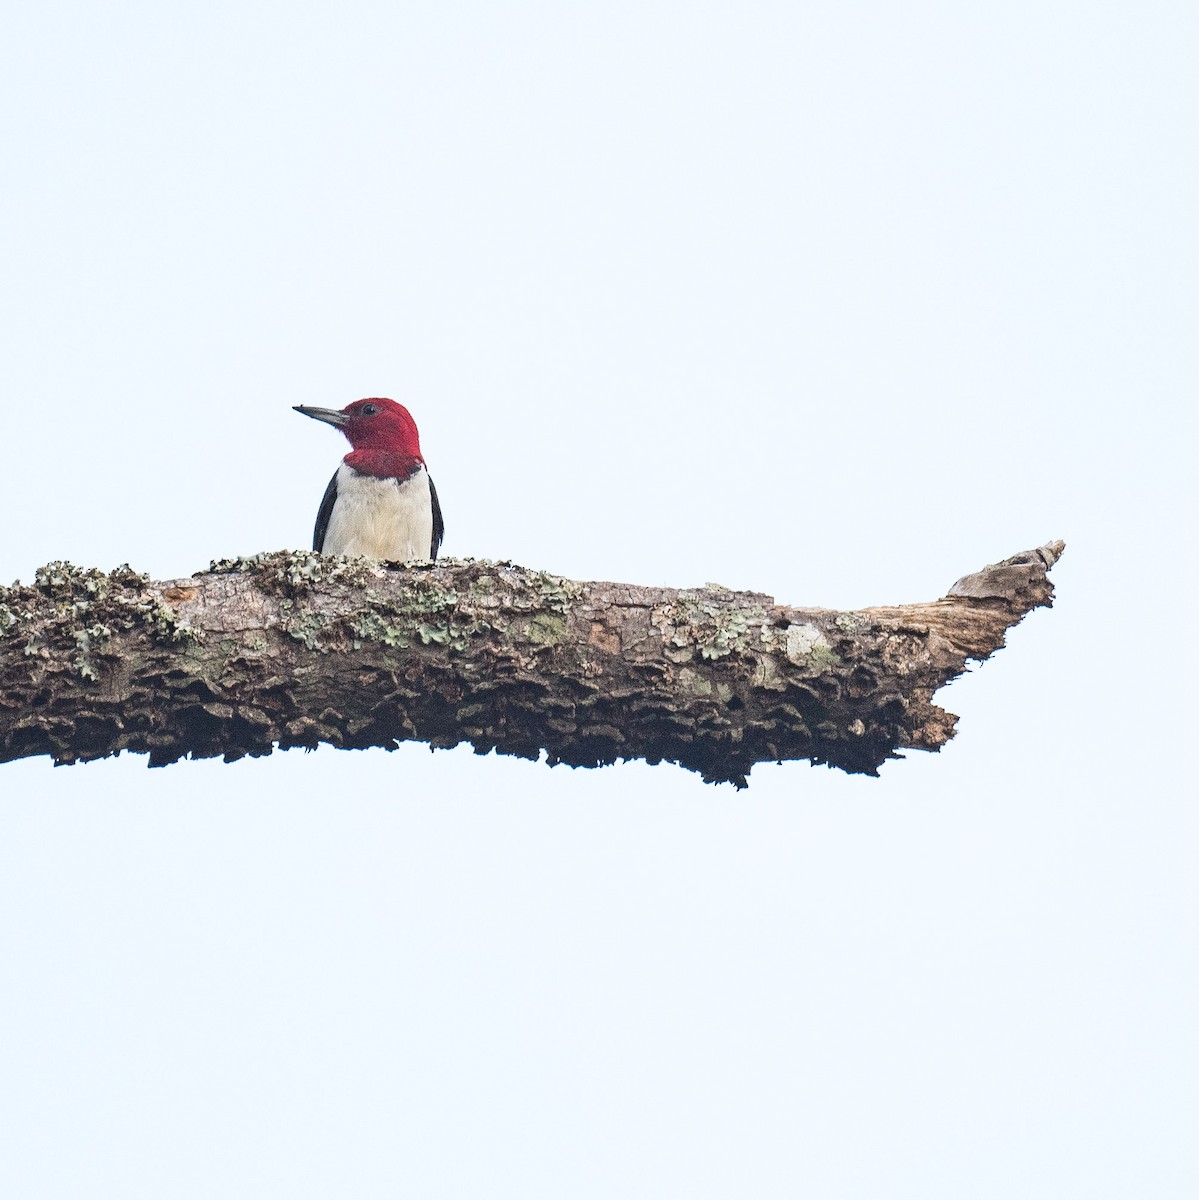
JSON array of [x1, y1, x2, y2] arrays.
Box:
[[361, 403, 379, 416]]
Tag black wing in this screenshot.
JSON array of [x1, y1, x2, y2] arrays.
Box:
[[429, 474, 445, 560], [313, 471, 339, 552]]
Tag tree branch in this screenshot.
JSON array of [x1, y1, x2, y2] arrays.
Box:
[[0, 541, 1064, 786]]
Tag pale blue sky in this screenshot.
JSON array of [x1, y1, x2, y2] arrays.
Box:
[[1, 2, 1196, 1196]]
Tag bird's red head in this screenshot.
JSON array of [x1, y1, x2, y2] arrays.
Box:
[[295, 397, 426, 480]]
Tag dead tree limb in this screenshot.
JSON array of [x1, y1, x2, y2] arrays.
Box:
[[0, 541, 1063, 786]]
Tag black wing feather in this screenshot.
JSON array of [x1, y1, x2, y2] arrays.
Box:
[[312, 471, 339, 552], [428, 474, 445, 560]]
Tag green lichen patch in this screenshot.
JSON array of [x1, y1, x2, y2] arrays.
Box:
[[203, 550, 382, 597], [204, 552, 275, 575], [0, 597, 30, 637], [654, 594, 767, 663], [521, 611, 568, 647], [677, 668, 714, 696], [203, 555, 580, 655], [528, 571, 583, 614], [1, 561, 201, 680], [783, 623, 842, 673], [139, 595, 204, 645], [73, 624, 112, 680], [31, 561, 151, 599], [282, 610, 335, 652], [282, 574, 490, 655]]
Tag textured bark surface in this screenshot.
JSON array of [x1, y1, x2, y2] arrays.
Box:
[[0, 541, 1064, 786]]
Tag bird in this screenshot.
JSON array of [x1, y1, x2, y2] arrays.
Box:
[[293, 397, 444, 561]]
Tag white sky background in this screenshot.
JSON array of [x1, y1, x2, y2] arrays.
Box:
[[1, 1, 1196, 1195]]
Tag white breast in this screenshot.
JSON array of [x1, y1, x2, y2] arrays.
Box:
[[324, 463, 434, 561]]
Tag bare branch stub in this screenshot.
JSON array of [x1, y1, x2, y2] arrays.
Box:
[[0, 542, 1064, 786]]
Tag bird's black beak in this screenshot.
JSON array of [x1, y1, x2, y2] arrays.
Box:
[[294, 405, 350, 429]]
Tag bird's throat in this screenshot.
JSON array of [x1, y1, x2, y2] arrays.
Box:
[[344, 449, 424, 482]]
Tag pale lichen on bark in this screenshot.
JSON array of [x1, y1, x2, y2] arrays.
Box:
[[0, 541, 1064, 786]]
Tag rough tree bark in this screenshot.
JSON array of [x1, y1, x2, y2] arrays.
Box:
[[0, 541, 1063, 786]]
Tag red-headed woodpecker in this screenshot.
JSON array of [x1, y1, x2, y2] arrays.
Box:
[[294, 397, 444, 561]]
